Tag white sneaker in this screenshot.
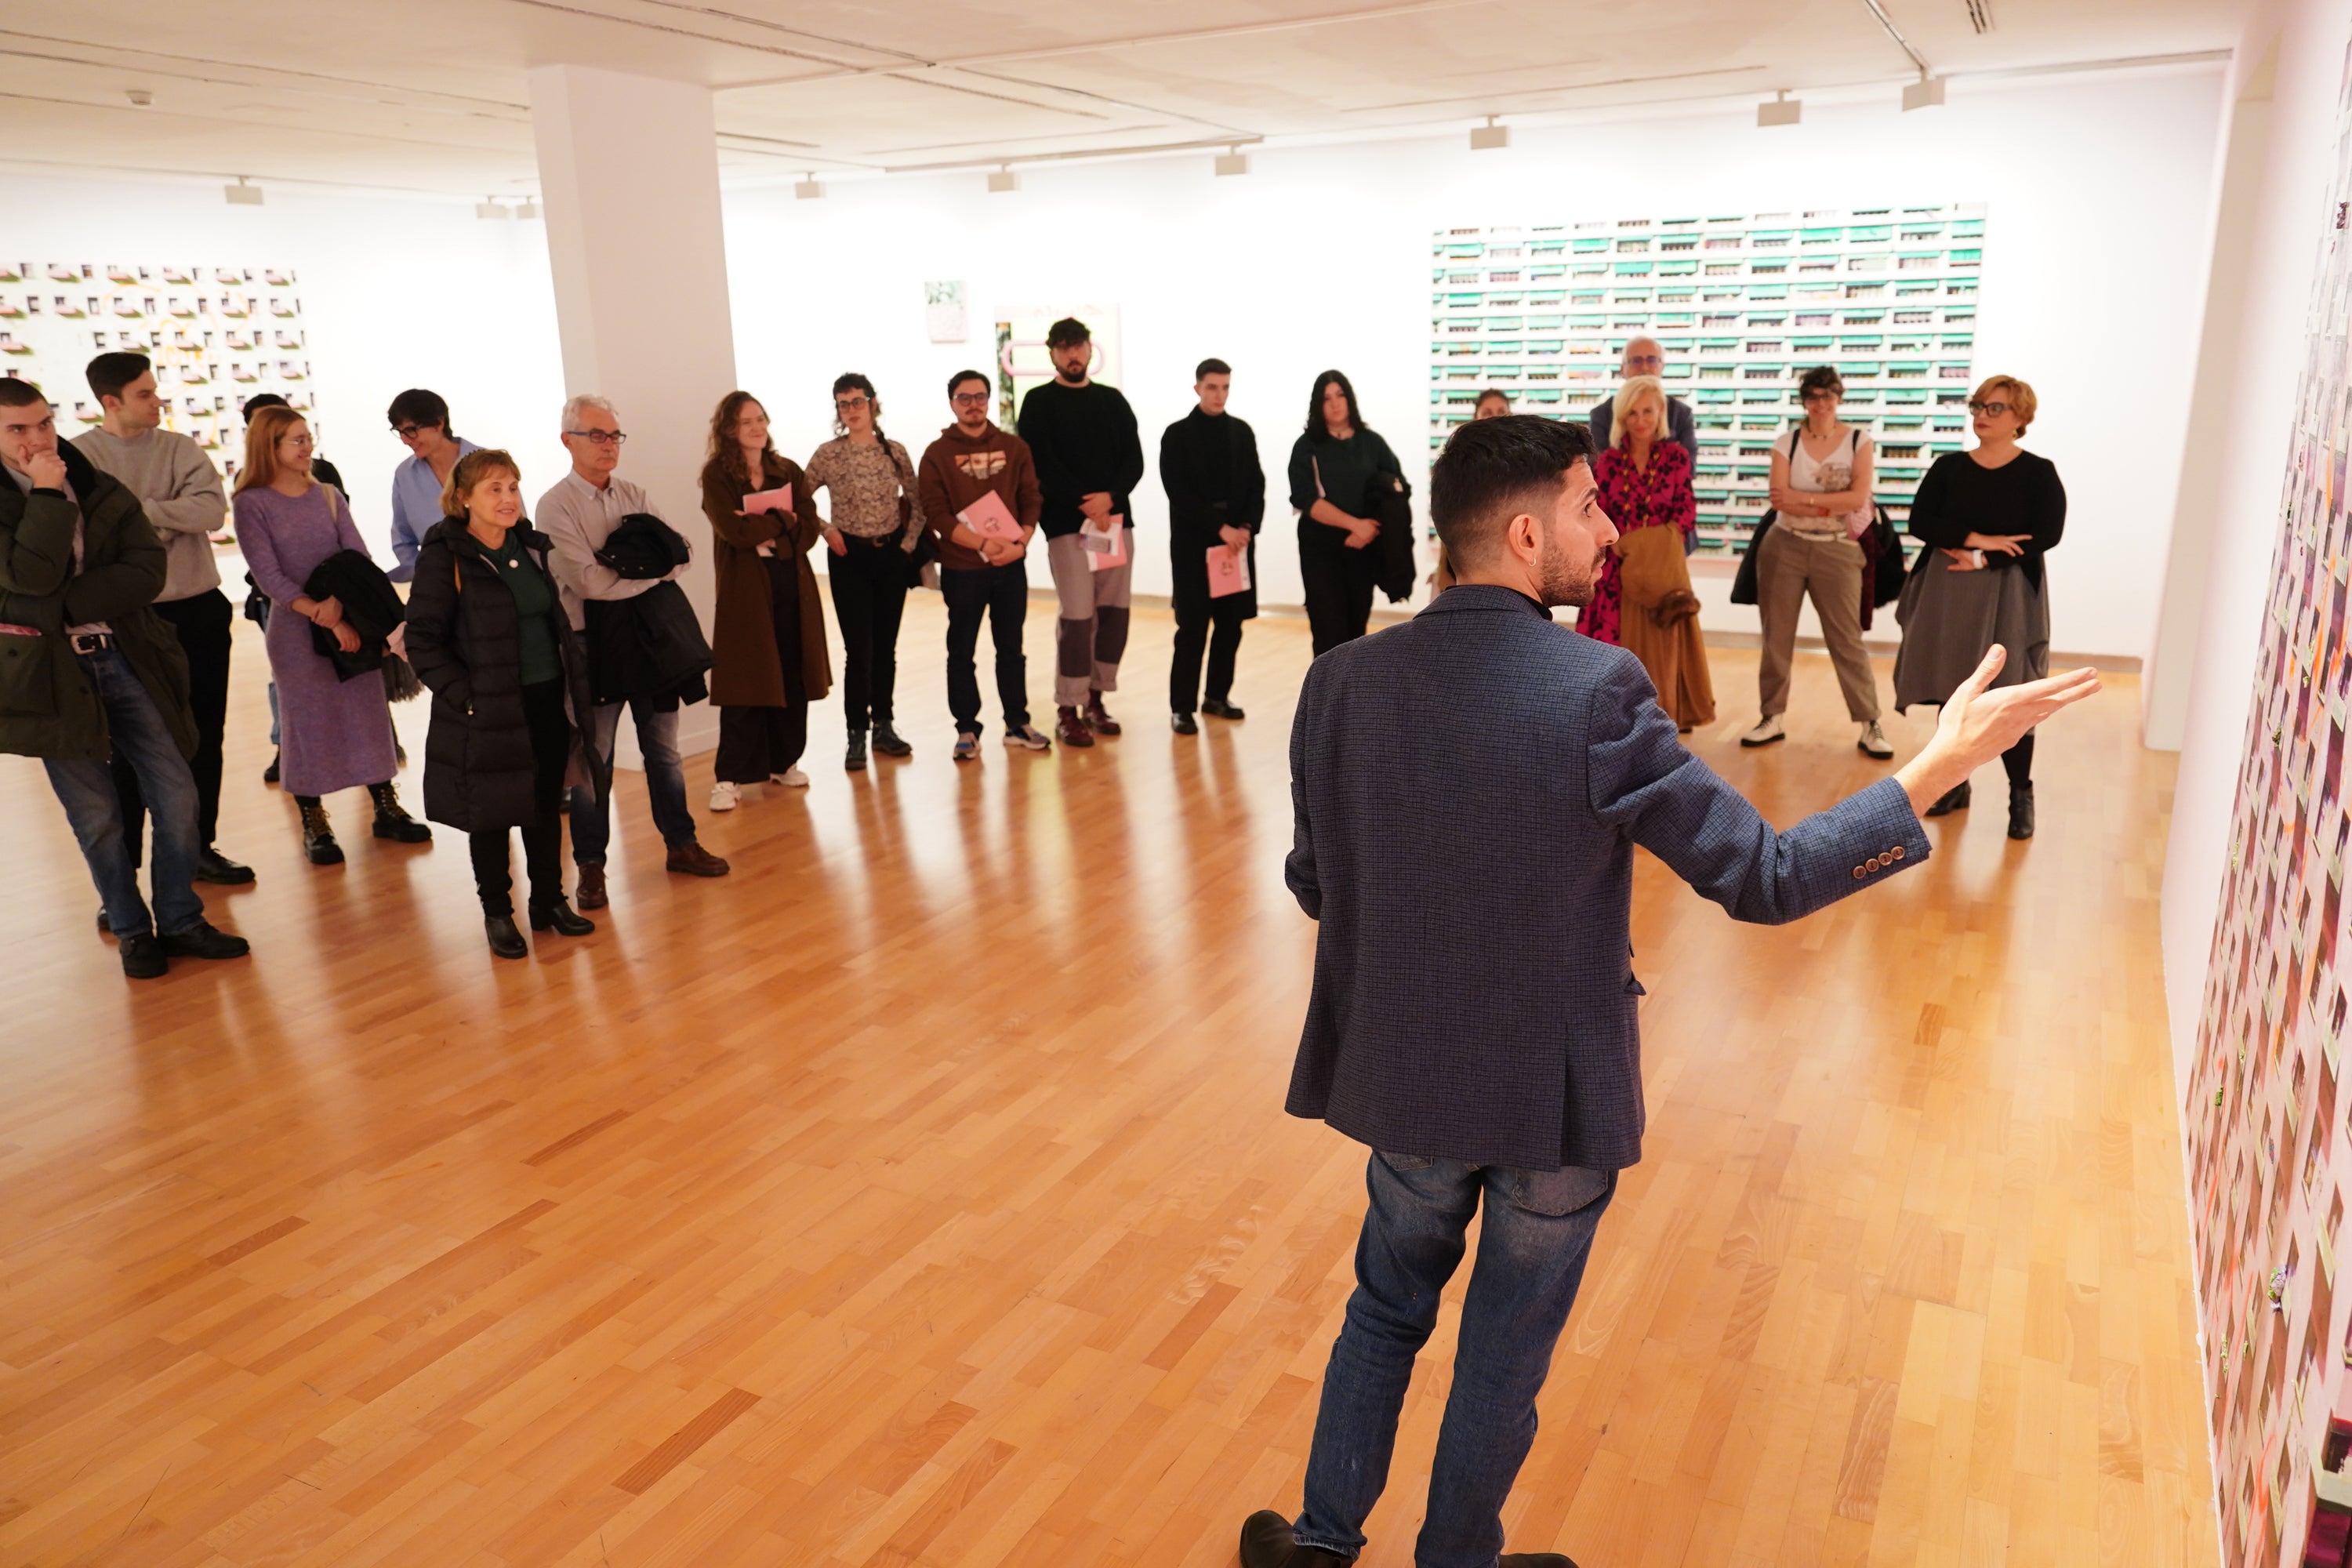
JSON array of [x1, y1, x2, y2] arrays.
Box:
[[1002, 724, 1051, 751], [709, 780, 739, 811], [1857, 720, 1893, 759], [770, 767, 809, 788], [1739, 715, 1785, 748]]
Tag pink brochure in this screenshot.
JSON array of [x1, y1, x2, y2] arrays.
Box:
[[1083, 515, 1128, 573], [957, 490, 1025, 541], [1207, 544, 1251, 599], [741, 487, 795, 516]]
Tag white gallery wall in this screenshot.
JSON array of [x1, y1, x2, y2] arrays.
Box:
[[0, 171, 568, 562], [726, 64, 2223, 661]]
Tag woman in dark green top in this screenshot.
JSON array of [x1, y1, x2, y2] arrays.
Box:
[[1288, 370, 1404, 654], [405, 449, 599, 959]]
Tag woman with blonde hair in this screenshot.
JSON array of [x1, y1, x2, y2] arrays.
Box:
[[234, 403, 426, 865], [1583, 375, 1711, 726], [405, 448, 597, 958], [1893, 374, 2067, 839], [700, 390, 830, 811]]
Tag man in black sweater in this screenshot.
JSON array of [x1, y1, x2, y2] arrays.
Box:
[[1160, 358, 1263, 733], [1016, 318, 1144, 749]]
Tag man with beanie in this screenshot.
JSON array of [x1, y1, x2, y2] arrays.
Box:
[[1014, 318, 1144, 750], [920, 369, 1051, 760]]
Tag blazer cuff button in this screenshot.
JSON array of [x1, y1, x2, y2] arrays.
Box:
[[1852, 866, 1867, 880]]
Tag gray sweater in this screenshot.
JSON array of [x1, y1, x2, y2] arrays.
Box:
[[71, 426, 226, 602]]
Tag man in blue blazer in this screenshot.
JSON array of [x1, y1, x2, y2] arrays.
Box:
[[1241, 415, 2099, 1568]]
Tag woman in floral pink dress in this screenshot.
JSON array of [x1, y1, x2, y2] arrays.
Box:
[[1581, 375, 1694, 644]]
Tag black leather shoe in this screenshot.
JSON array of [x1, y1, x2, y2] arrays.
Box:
[[1238, 1511, 1350, 1568], [1172, 712, 1199, 735], [1500, 1554, 1581, 1566], [96, 905, 111, 934], [1203, 696, 1246, 720], [529, 898, 596, 937], [845, 731, 868, 771], [2008, 782, 2036, 840], [263, 751, 280, 785], [870, 724, 913, 758], [119, 933, 167, 980], [194, 847, 256, 884], [161, 920, 250, 960], [1924, 780, 1971, 818], [485, 915, 528, 960]]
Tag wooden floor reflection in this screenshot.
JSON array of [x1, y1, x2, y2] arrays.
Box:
[[0, 597, 2214, 1566]]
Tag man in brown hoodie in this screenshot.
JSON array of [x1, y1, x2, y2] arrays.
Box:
[[919, 369, 1051, 758]]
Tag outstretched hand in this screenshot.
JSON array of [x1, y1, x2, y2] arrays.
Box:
[[1895, 646, 2102, 818]]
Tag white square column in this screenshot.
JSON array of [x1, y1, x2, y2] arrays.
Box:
[[529, 64, 735, 758]]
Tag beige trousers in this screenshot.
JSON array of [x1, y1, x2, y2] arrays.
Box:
[[1755, 528, 1881, 721]]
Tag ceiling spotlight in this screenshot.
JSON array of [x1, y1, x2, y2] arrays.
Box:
[[795, 173, 826, 200], [515, 198, 542, 220], [1902, 74, 1947, 111], [223, 176, 262, 206], [1469, 115, 1509, 151], [125, 89, 153, 107], [476, 197, 510, 220], [1214, 148, 1249, 177], [1757, 91, 1802, 128], [987, 166, 1018, 194]]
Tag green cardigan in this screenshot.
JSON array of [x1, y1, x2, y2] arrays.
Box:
[[0, 441, 194, 761]]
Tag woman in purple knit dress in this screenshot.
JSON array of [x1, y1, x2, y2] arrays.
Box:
[[233, 405, 429, 865]]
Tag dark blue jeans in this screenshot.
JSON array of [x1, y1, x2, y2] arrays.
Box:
[[569, 698, 694, 864], [44, 647, 205, 940], [942, 561, 1030, 736], [1295, 1150, 1616, 1568]]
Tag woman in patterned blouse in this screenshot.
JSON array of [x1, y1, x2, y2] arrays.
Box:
[[1580, 375, 1694, 645], [806, 373, 924, 771]]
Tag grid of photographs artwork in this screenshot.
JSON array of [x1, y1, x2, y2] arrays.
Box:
[[2184, 53, 2352, 1568], [0, 261, 315, 486], [1428, 207, 1985, 554]]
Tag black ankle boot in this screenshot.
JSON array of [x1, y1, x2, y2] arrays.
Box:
[[485, 913, 528, 959], [529, 898, 596, 937], [298, 798, 345, 865], [1924, 780, 1971, 818], [845, 730, 868, 771], [869, 723, 913, 758], [369, 782, 431, 842], [2007, 782, 2036, 840]]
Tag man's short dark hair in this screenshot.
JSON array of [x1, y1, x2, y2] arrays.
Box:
[[1046, 317, 1090, 349], [1196, 358, 1231, 380], [241, 392, 288, 425], [947, 368, 989, 398], [1430, 415, 1594, 571], [85, 351, 152, 405], [0, 376, 47, 409], [386, 387, 450, 433]]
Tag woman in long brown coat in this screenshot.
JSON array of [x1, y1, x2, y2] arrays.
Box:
[[701, 390, 832, 811]]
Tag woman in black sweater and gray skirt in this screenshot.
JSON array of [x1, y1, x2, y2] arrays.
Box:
[[1893, 375, 2066, 840]]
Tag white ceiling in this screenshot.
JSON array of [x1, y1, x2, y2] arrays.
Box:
[[1, 0, 2241, 197]]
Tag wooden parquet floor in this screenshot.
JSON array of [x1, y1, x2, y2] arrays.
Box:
[[0, 597, 2216, 1567]]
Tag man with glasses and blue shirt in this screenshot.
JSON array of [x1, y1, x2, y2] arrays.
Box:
[[0, 378, 249, 979], [535, 393, 729, 909], [385, 387, 477, 583]]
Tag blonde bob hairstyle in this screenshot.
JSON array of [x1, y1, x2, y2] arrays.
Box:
[[234, 405, 312, 494], [1610, 375, 1669, 448], [440, 448, 523, 519], [1972, 374, 2038, 434]]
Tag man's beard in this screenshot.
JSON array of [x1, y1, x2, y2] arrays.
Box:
[[1056, 361, 1086, 383], [1537, 523, 1599, 608]]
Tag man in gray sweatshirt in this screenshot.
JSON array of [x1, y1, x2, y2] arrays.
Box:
[[74, 351, 252, 885]]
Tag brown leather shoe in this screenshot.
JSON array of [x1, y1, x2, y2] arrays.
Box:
[[1083, 696, 1122, 735], [666, 842, 731, 877], [575, 864, 608, 909], [1055, 707, 1095, 748]]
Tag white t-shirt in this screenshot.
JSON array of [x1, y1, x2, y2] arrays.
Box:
[[1776, 426, 1874, 539]]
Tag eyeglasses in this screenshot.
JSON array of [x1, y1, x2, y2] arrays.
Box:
[[834, 394, 871, 411], [565, 429, 626, 445], [1966, 400, 2012, 416], [949, 392, 989, 407], [1801, 389, 1841, 403], [390, 423, 432, 440], [279, 434, 314, 450]]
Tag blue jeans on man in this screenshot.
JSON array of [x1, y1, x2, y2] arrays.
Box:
[[44, 647, 206, 939], [1293, 1151, 1616, 1568], [569, 698, 695, 865]]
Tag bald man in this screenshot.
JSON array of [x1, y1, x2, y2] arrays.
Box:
[[1588, 336, 1698, 463]]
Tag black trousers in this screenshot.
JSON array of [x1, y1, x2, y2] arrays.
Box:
[[1300, 528, 1379, 656], [942, 562, 1030, 736], [113, 587, 232, 859], [829, 535, 909, 732], [715, 557, 809, 782], [469, 679, 568, 916], [1171, 598, 1246, 713]]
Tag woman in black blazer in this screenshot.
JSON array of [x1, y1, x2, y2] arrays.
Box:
[[404, 448, 599, 959], [1287, 370, 1404, 655]]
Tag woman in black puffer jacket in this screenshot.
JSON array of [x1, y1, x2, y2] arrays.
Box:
[[403, 449, 599, 959]]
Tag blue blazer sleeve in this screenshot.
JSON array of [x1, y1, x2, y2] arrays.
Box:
[[1584, 652, 1929, 922], [1286, 674, 1322, 918]]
